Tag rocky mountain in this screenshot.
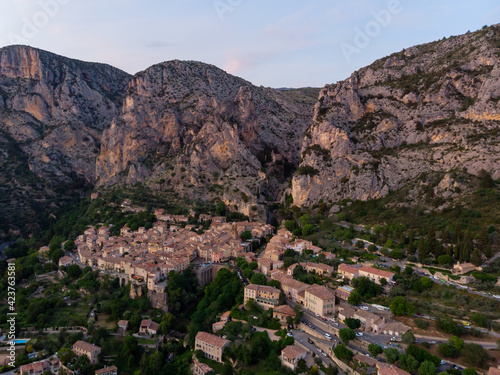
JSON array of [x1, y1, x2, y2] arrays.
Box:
[[96, 61, 316, 221], [0, 45, 131, 237], [291, 25, 500, 210], [2, 25, 500, 239]]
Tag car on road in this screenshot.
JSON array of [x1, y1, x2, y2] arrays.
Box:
[[322, 351, 327, 357], [356, 332, 363, 337], [307, 338, 314, 344], [287, 332, 293, 337], [325, 333, 332, 340], [429, 341, 437, 344], [360, 306, 369, 310], [315, 313, 320, 317], [440, 360, 446, 365]]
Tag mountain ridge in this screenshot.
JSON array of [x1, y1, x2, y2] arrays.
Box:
[[1, 24, 500, 239]]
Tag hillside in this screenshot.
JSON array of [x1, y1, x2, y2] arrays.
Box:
[[291, 25, 500, 215], [0, 45, 131, 238]]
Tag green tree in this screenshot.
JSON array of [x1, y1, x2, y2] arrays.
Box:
[[419, 361, 436, 375], [384, 348, 400, 364], [339, 328, 356, 343], [463, 368, 477, 375], [448, 336, 464, 351], [368, 343, 383, 357], [402, 331, 416, 344], [285, 221, 296, 232], [250, 273, 267, 285], [399, 354, 419, 373], [66, 264, 82, 279], [390, 297, 408, 316], [420, 277, 433, 288], [470, 248, 482, 266], [348, 291, 362, 305], [345, 318, 361, 330], [461, 343, 488, 368], [302, 224, 315, 237], [241, 231, 252, 241], [334, 344, 353, 362]]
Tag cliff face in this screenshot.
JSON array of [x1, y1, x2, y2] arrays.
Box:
[[96, 61, 315, 220], [291, 25, 500, 207], [0, 45, 131, 236]]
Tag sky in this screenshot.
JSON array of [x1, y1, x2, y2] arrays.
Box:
[[0, 0, 499, 88]]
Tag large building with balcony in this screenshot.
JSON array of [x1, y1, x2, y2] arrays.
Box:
[[244, 284, 280, 309]]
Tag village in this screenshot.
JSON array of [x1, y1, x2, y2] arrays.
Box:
[[7, 202, 499, 375]]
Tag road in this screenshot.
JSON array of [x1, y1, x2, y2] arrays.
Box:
[[290, 329, 337, 367]]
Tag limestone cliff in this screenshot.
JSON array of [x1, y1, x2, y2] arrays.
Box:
[[96, 61, 315, 220], [0, 45, 131, 237], [291, 25, 500, 208]]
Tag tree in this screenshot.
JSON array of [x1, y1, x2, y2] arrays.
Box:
[[420, 277, 433, 288], [339, 328, 356, 343], [57, 348, 75, 365], [384, 348, 399, 364], [380, 278, 388, 286], [463, 369, 477, 375], [470, 248, 482, 266], [368, 244, 378, 253], [302, 224, 315, 237], [241, 231, 252, 241], [66, 264, 82, 279], [461, 343, 488, 368], [438, 343, 458, 358], [448, 336, 464, 351], [345, 318, 361, 330], [478, 169, 494, 189], [325, 364, 339, 375], [293, 305, 303, 325], [355, 240, 365, 249], [402, 331, 416, 344], [348, 291, 362, 305], [419, 361, 436, 375], [250, 273, 267, 285], [368, 343, 383, 357], [285, 221, 297, 232], [64, 240, 75, 251], [390, 297, 408, 316], [399, 354, 419, 373], [334, 344, 353, 362]]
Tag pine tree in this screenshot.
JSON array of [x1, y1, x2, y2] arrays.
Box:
[[427, 224, 437, 257], [470, 248, 482, 266], [417, 237, 427, 263], [460, 232, 473, 262], [453, 223, 462, 245], [477, 227, 492, 258]]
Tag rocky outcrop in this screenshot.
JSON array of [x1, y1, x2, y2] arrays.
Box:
[[0, 45, 131, 237], [96, 61, 315, 220], [291, 25, 500, 207]]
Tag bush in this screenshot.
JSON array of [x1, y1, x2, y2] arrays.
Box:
[[461, 343, 488, 368], [334, 344, 354, 362], [415, 319, 429, 330]]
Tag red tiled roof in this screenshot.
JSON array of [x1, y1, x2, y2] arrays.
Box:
[[195, 331, 230, 348]]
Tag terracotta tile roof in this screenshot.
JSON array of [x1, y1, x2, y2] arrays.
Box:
[[377, 363, 411, 375], [338, 263, 359, 274], [359, 266, 394, 279], [488, 367, 500, 375], [305, 285, 335, 300], [195, 331, 230, 348], [73, 340, 101, 353], [282, 345, 307, 360], [274, 304, 296, 315]]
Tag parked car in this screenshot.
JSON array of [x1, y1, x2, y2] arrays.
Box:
[[287, 332, 293, 337], [307, 338, 314, 344], [356, 332, 363, 337], [360, 306, 369, 311], [325, 333, 332, 340]]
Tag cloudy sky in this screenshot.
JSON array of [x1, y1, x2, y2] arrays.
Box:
[[0, 0, 499, 87]]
